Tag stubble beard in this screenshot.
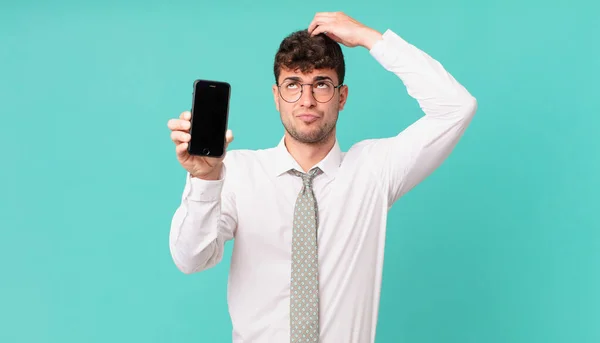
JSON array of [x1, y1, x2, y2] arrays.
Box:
[[281, 111, 338, 145]]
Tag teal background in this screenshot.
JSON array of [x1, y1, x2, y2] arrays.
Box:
[[1, 0, 599, 342]]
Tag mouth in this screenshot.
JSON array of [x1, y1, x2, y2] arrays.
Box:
[[296, 113, 320, 123]]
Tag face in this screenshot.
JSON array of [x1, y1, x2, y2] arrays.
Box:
[[272, 68, 348, 145]]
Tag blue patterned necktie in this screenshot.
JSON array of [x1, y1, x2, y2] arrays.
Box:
[[289, 167, 321, 343]]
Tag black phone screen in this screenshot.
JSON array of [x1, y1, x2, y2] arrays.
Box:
[[188, 80, 230, 157]]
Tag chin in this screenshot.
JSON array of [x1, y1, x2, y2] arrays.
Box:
[[296, 129, 333, 144], [282, 116, 335, 144]]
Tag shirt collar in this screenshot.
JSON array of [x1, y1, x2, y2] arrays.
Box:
[[273, 136, 342, 178]]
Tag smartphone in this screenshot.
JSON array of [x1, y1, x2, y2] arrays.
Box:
[[188, 79, 231, 157]]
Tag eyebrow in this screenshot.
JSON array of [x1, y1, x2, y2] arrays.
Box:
[[282, 75, 334, 83]]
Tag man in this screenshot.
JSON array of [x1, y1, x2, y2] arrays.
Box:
[[167, 12, 477, 343]]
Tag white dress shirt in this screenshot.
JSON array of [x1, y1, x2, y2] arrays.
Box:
[[169, 29, 477, 343]]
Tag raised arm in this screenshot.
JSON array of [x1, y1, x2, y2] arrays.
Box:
[[308, 12, 477, 206], [169, 171, 237, 274], [167, 112, 237, 274], [364, 29, 477, 206]]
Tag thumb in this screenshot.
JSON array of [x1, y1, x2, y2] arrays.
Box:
[[326, 31, 343, 43], [225, 129, 234, 148]]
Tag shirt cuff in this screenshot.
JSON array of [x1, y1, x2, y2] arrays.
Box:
[[369, 29, 412, 71], [185, 165, 226, 202]]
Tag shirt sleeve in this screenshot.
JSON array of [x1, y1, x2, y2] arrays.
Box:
[[363, 29, 478, 207], [169, 164, 238, 274]]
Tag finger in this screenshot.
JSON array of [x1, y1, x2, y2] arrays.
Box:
[[314, 12, 337, 18], [308, 17, 334, 34], [171, 130, 191, 144], [308, 20, 325, 35], [311, 24, 332, 37], [167, 119, 190, 132], [179, 111, 191, 120], [175, 142, 189, 157]]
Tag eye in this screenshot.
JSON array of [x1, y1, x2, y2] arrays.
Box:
[[315, 82, 330, 89], [285, 82, 299, 89]]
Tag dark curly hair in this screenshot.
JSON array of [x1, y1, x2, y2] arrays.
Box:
[[274, 29, 345, 85]]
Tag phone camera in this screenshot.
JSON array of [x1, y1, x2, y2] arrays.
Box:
[[202, 148, 210, 155]]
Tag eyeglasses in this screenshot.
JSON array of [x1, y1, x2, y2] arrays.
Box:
[[277, 79, 343, 103]]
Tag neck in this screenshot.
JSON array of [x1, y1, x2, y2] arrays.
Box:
[[284, 131, 336, 173]]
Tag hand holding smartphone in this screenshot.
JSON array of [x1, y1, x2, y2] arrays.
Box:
[[167, 79, 233, 180]]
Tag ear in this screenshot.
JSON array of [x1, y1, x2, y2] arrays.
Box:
[[272, 84, 280, 112], [338, 85, 348, 111]]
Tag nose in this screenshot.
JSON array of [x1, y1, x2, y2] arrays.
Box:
[[299, 84, 316, 107]]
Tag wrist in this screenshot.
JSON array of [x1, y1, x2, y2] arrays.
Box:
[[360, 27, 383, 50], [191, 165, 223, 181]]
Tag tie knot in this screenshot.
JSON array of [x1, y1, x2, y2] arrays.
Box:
[[291, 167, 321, 187]]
